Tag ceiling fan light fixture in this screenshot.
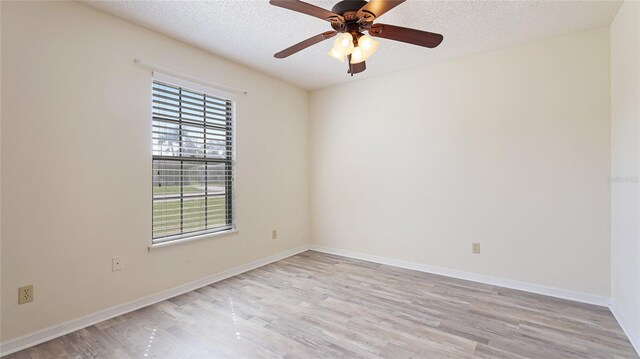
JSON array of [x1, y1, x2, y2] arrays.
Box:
[[327, 47, 346, 63], [349, 46, 365, 64], [332, 32, 354, 56], [358, 34, 379, 58]]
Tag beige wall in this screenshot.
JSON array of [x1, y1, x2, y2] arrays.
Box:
[[611, 0, 640, 348], [310, 27, 611, 297], [0, 1, 309, 341]]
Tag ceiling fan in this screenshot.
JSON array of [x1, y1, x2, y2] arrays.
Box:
[[269, 0, 443, 75]]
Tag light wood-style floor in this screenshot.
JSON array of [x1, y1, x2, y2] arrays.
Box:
[[7, 251, 638, 358]]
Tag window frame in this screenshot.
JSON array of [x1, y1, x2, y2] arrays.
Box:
[[150, 72, 237, 249]]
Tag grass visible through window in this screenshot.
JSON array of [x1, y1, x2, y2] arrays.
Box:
[[152, 193, 227, 238]]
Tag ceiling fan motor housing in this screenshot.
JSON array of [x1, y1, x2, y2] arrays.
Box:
[[331, 0, 369, 15], [330, 0, 371, 34]]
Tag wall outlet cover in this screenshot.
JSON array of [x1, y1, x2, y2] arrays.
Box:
[[18, 285, 34, 304], [112, 256, 123, 272], [472, 243, 481, 254]]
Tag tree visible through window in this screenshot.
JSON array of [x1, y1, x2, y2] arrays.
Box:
[[152, 78, 234, 244]]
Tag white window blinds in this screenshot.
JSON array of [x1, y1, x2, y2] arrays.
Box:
[[151, 75, 235, 244]]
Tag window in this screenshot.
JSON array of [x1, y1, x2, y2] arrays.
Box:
[[151, 74, 235, 245]]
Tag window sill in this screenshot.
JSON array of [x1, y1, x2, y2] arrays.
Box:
[[148, 229, 239, 252]]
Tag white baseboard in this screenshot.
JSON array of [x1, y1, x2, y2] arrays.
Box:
[[0, 245, 311, 357], [309, 245, 611, 307], [609, 301, 640, 356]]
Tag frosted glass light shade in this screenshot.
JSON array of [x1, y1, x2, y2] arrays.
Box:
[[358, 34, 379, 59], [327, 47, 345, 63], [350, 46, 365, 64], [332, 33, 354, 56]]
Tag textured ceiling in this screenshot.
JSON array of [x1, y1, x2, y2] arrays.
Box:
[[83, 0, 621, 90]]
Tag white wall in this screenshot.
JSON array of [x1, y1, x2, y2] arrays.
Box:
[[0, 1, 309, 341], [611, 0, 640, 351], [310, 27, 611, 297]]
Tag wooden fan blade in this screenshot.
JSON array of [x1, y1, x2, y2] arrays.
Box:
[[368, 23, 443, 48], [274, 31, 338, 59], [357, 0, 405, 22], [270, 0, 343, 23]]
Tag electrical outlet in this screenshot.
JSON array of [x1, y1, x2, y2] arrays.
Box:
[[271, 230, 277, 239], [112, 256, 123, 272], [472, 243, 481, 254], [18, 285, 33, 304]]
